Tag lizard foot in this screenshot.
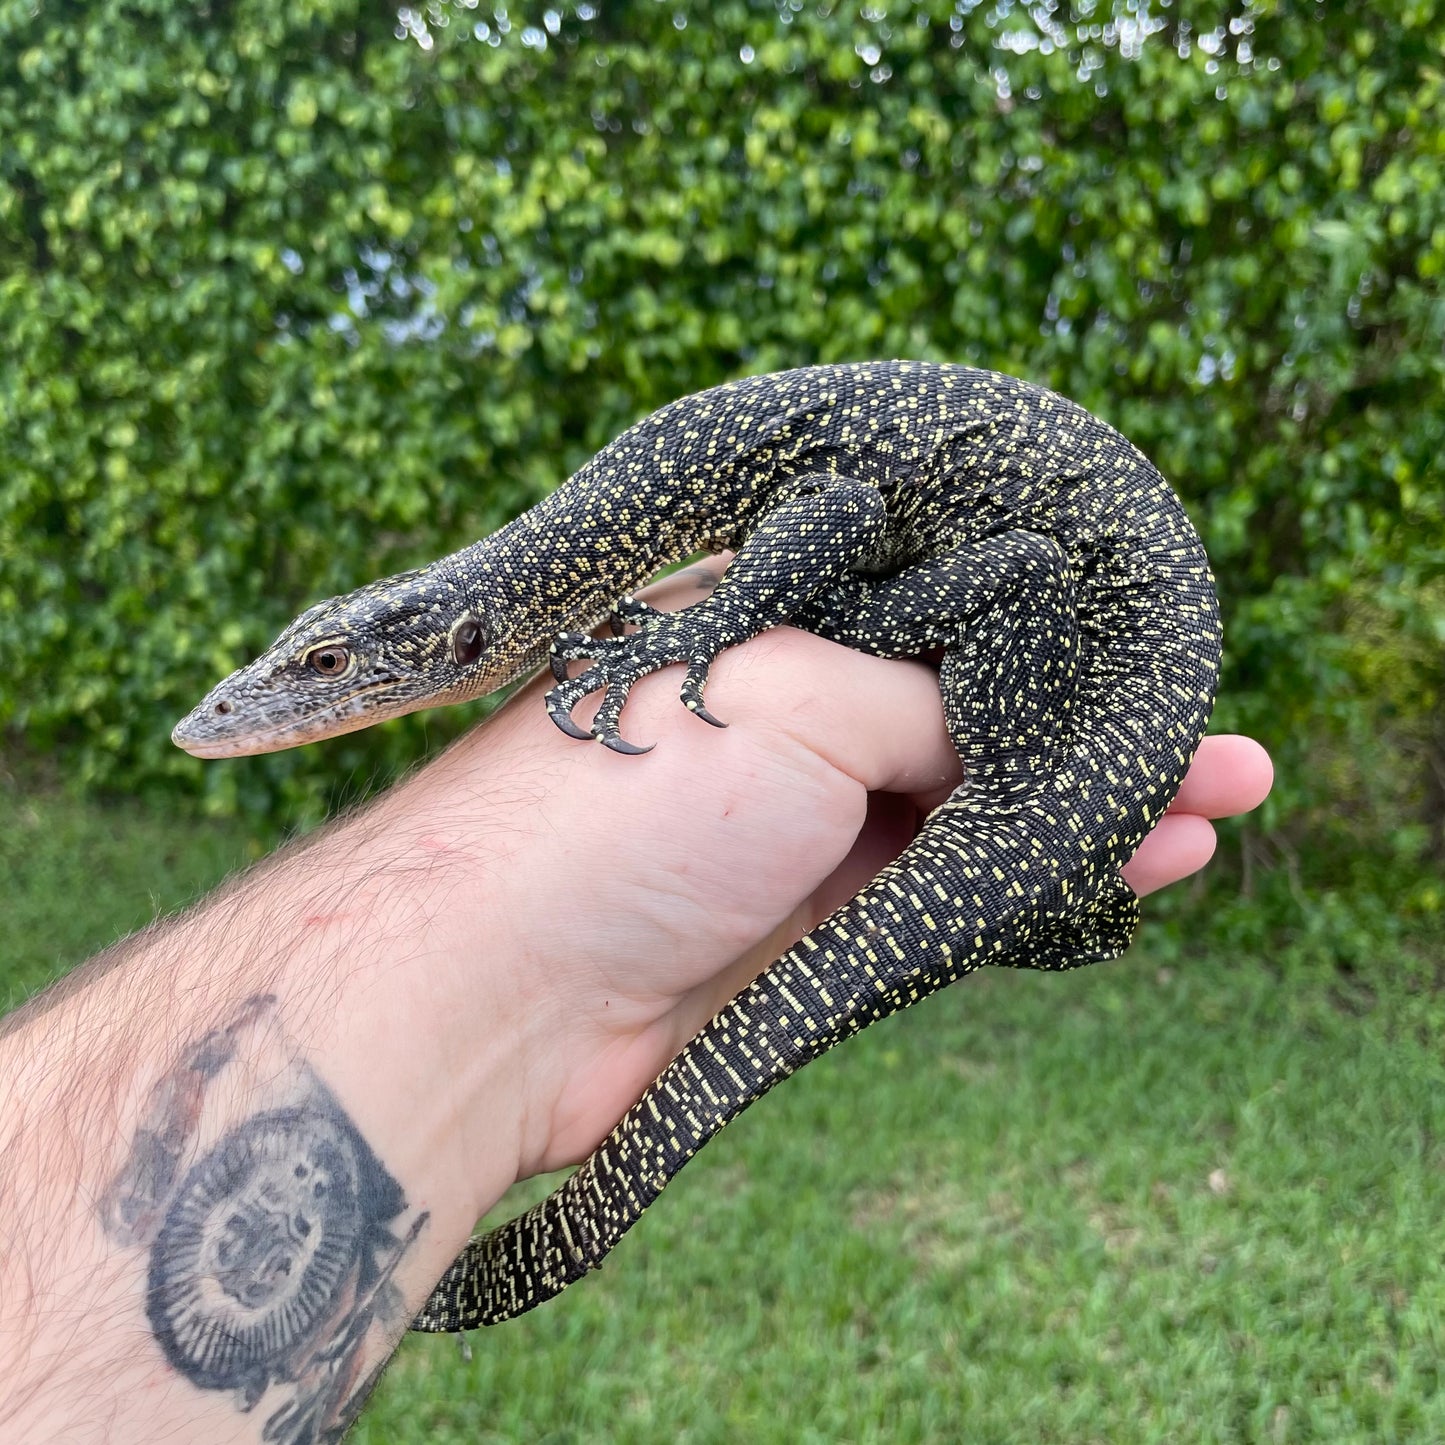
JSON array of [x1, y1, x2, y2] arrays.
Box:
[[544, 615, 729, 752]]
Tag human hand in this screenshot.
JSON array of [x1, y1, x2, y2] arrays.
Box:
[[387, 560, 1272, 1184]]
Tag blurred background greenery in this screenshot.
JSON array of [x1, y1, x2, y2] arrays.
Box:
[[2, 1, 1441, 1440]]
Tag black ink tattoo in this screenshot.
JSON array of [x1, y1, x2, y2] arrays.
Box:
[[101, 993, 277, 1247], [99, 995, 429, 1445]]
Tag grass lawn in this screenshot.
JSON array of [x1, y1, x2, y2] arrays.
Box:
[[4, 783, 1442, 1443]]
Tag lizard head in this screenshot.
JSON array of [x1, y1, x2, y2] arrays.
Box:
[[171, 559, 535, 758]]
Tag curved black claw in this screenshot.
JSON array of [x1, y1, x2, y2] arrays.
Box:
[[680, 657, 726, 729], [688, 702, 728, 730], [547, 702, 595, 740], [597, 733, 654, 756]]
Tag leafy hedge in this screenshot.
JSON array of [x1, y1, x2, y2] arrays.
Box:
[[2, 0, 1441, 862]]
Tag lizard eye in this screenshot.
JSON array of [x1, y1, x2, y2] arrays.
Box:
[[305, 645, 352, 677], [451, 615, 485, 666]]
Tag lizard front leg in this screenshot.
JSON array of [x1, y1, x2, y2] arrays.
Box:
[[544, 475, 888, 752]]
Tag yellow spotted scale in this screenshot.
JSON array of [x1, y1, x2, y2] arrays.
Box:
[[173, 361, 1222, 1331]]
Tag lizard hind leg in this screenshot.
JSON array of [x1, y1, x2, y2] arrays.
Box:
[[933, 528, 1155, 974], [936, 528, 1083, 801]]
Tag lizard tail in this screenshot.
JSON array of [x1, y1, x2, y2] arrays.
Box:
[[409, 796, 1140, 1333]]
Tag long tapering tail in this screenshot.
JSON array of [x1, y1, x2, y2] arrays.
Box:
[[410, 791, 1144, 1332]]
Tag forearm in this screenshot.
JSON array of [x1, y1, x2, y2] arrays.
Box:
[[0, 772, 543, 1444], [0, 588, 863, 1444]]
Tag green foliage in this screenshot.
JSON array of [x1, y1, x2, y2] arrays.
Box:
[[1, 0, 1441, 854], [6, 783, 1444, 1441], [0, 772, 253, 1008]]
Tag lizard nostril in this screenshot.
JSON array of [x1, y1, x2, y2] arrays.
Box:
[[214, 699, 233, 716]]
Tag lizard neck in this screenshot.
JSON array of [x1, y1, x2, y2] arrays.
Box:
[[436, 478, 693, 698], [490, 485, 675, 626]]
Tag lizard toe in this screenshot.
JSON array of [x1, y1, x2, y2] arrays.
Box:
[[548, 629, 631, 682], [680, 657, 727, 728]]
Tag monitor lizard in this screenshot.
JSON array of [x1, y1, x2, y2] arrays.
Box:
[[173, 360, 1222, 1331]]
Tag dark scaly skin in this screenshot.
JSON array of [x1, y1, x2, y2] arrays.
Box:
[[172, 362, 1222, 1332]]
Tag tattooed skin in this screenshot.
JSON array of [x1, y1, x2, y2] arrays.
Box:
[[98, 996, 429, 1445]]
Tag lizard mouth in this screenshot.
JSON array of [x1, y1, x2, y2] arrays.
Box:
[[171, 683, 405, 758], [171, 721, 306, 759]]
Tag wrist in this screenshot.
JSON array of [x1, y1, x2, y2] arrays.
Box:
[[269, 764, 556, 1218], [369, 697, 606, 1180]]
